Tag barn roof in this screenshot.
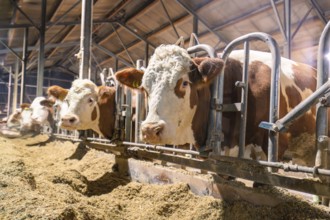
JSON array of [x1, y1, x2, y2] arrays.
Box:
[[0, 0, 329, 78]]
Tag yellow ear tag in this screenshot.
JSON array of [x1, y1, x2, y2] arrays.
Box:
[[132, 81, 139, 88]]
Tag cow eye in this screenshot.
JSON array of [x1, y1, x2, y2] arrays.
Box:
[[88, 98, 94, 103], [182, 81, 189, 87]]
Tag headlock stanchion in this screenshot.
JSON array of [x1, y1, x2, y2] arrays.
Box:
[[209, 32, 281, 163]]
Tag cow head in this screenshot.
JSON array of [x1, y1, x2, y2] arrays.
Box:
[[59, 79, 102, 134], [20, 97, 53, 132], [116, 44, 224, 147], [6, 103, 30, 129], [45, 85, 69, 121]]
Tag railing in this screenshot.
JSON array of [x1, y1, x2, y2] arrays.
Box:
[[48, 30, 330, 199]]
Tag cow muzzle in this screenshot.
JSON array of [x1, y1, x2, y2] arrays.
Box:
[[60, 114, 79, 129], [141, 121, 165, 144]]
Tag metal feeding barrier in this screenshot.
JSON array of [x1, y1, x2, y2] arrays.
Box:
[[51, 28, 330, 199]]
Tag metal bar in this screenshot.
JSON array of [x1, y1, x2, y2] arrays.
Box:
[[0, 41, 80, 55], [238, 42, 250, 158], [292, 7, 312, 39], [117, 22, 157, 49], [36, 0, 46, 96], [0, 19, 119, 29], [193, 15, 198, 36], [7, 67, 12, 117], [284, 0, 291, 58], [47, 0, 81, 29], [0, 40, 23, 61], [145, 43, 149, 66], [267, 80, 330, 132], [316, 21, 330, 205], [135, 59, 146, 143], [12, 59, 19, 112], [79, 0, 93, 79], [310, 0, 328, 25], [176, 0, 228, 44], [124, 142, 201, 156], [9, 0, 39, 30], [130, 149, 330, 197], [20, 28, 28, 105], [93, 42, 133, 67], [270, 0, 286, 39], [111, 24, 135, 66], [160, 0, 180, 38]]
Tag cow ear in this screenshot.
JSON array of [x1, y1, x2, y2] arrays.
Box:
[[20, 103, 30, 110], [115, 68, 144, 89], [40, 99, 55, 108], [191, 57, 224, 87]]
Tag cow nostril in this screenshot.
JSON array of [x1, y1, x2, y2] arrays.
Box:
[[69, 118, 76, 123]]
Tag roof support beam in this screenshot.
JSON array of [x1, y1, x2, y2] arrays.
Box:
[[284, 0, 291, 58], [117, 22, 157, 49], [292, 6, 313, 39], [9, 0, 39, 30], [310, 0, 328, 25], [111, 24, 135, 66], [93, 42, 133, 67], [160, 0, 180, 38], [213, 0, 284, 31], [47, 0, 81, 29], [176, 0, 229, 44], [0, 39, 23, 61], [270, 0, 286, 40]]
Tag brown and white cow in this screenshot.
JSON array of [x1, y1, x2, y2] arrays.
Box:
[[59, 79, 116, 139], [115, 44, 319, 165], [3, 97, 55, 138]]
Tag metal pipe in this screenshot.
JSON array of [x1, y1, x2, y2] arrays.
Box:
[[12, 59, 19, 112], [270, 0, 286, 40], [238, 42, 250, 158], [135, 59, 146, 143], [36, 0, 46, 96], [20, 27, 28, 105], [93, 43, 133, 67], [284, 0, 292, 58], [316, 20, 330, 205], [264, 80, 330, 132], [7, 67, 12, 117], [292, 7, 312, 39], [79, 0, 93, 79]]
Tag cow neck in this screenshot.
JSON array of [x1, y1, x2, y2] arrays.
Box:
[[97, 87, 116, 139]]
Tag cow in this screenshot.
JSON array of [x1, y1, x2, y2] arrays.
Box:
[[59, 79, 116, 139], [2, 97, 55, 138], [115, 44, 319, 166]]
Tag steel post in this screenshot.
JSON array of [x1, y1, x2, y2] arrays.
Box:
[[7, 67, 12, 117], [79, 0, 93, 79], [284, 0, 292, 59], [20, 27, 28, 105], [12, 59, 19, 112], [36, 0, 46, 96]]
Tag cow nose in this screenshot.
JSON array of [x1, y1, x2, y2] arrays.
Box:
[[61, 115, 79, 125], [141, 122, 164, 143]]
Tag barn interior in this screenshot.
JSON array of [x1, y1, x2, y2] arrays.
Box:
[[1, 0, 330, 116], [1, 1, 330, 217]]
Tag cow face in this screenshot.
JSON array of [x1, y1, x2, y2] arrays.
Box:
[[20, 97, 52, 132], [59, 79, 100, 133], [116, 45, 224, 146]]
